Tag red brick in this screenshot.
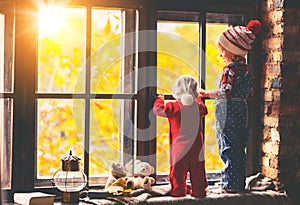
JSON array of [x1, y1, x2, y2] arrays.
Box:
[[271, 127, 280, 142], [265, 63, 281, 75], [262, 156, 270, 167], [262, 141, 279, 155], [262, 76, 272, 89], [271, 104, 280, 116], [270, 155, 279, 169], [273, 90, 281, 102], [264, 103, 280, 116], [261, 0, 274, 12], [266, 51, 283, 63], [264, 90, 273, 101], [263, 127, 271, 141], [262, 165, 279, 180], [264, 115, 279, 127], [263, 37, 283, 51], [264, 104, 272, 116], [268, 10, 284, 24], [273, 23, 284, 35]]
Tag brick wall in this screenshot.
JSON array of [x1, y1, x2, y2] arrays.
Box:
[[261, 0, 300, 190]]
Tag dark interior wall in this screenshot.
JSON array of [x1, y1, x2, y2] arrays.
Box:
[[157, 0, 256, 14]]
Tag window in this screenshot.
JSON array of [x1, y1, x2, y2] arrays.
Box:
[[157, 19, 200, 174], [36, 3, 139, 187], [156, 11, 245, 177]]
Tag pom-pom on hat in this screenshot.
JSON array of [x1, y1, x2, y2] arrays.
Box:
[[217, 20, 261, 57], [172, 75, 198, 106]]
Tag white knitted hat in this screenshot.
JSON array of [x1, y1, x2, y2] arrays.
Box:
[[172, 75, 198, 106], [217, 20, 261, 57]]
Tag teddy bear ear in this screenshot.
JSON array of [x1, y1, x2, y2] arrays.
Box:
[[109, 162, 116, 171], [150, 177, 155, 183], [135, 159, 142, 165], [150, 166, 155, 174]]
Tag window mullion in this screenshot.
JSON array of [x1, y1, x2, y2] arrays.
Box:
[[199, 12, 206, 89], [84, 5, 92, 185], [12, 0, 37, 192], [120, 9, 137, 165], [199, 12, 207, 141], [136, 1, 157, 170]]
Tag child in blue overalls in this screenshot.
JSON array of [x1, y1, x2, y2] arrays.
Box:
[[199, 20, 261, 193]]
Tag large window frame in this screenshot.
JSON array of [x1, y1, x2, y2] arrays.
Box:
[[1, 0, 257, 202]]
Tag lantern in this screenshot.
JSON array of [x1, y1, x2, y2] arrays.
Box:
[[53, 150, 87, 203]]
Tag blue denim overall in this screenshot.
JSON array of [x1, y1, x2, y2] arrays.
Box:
[[215, 62, 252, 192]]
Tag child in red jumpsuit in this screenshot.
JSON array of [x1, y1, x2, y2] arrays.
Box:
[[153, 75, 208, 198]]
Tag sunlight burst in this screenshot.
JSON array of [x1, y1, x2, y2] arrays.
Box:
[[38, 6, 67, 38]]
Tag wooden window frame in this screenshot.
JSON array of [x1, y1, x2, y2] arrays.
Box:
[[0, 0, 14, 195]]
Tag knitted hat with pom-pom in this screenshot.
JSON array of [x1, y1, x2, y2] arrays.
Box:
[[217, 20, 261, 57], [172, 75, 198, 106]]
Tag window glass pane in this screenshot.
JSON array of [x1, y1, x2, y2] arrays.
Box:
[[157, 21, 199, 173], [206, 23, 228, 90], [89, 99, 121, 184], [156, 100, 173, 174], [37, 99, 85, 179], [91, 9, 122, 94], [0, 98, 13, 189], [0, 13, 14, 93], [204, 100, 224, 171], [204, 23, 229, 171], [37, 7, 85, 93], [157, 21, 199, 95]]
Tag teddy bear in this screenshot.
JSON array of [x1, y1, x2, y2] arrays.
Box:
[[124, 159, 155, 190], [104, 160, 156, 193], [124, 159, 155, 177], [104, 162, 128, 194], [125, 176, 155, 190]]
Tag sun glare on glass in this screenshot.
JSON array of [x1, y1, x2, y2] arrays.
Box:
[[38, 6, 66, 38]]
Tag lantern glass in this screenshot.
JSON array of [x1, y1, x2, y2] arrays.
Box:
[[53, 169, 87, 192]]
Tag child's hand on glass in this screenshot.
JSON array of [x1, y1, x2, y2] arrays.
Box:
[[157, 94, 165, 100], [197, 88, 209, 98]]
